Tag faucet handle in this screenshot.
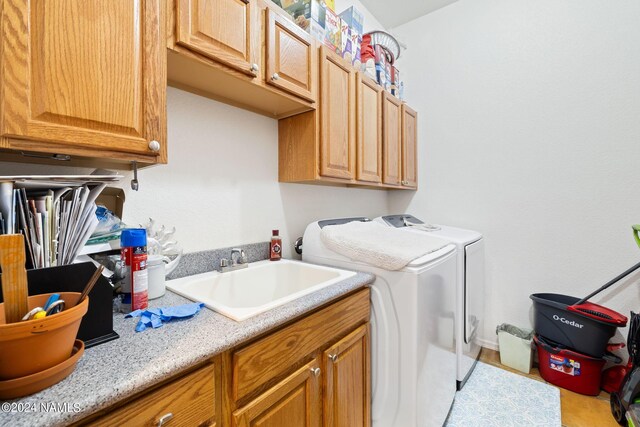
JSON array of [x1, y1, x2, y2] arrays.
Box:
[[220, 258, 229, 268], [239, 250, 247, 264]]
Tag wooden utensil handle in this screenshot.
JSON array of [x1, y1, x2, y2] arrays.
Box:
[[0, 235, 29, 323]]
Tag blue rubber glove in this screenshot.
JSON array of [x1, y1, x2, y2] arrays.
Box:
[[125, 302, 205, 332]]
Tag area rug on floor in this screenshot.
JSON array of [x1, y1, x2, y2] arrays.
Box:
[[445, 362, 561, 427]]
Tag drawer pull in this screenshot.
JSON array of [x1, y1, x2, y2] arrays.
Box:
[[310, 367, 321, 377], [157, 412, 173, 426], [328, 354, 338, 362]]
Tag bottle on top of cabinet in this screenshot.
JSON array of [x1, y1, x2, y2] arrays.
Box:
[[270, 230, 282, 261]]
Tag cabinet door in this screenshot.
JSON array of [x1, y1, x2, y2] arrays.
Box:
[[266, 9, 315, 102], [382, 92, 402, 186], [175, 0, 256, 77], [356, 74, 382, 183], [233, 359, 322, 427], [0, 0, 166, 160], [319, 47, 356, 180], [323, 324, 370, 427], [401, 104, 418, 188]]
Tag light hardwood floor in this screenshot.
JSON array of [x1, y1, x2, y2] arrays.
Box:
[[480, 348, 618, 427]]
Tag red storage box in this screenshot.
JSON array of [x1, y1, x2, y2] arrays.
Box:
[[534, 334, 620, 396]]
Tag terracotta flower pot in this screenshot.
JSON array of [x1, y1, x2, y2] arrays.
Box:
[[0, 292, 88, 380]]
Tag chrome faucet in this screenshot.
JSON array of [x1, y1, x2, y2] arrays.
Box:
[[220, 248, 248, 273]]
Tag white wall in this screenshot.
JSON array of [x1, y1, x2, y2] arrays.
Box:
[[390, 0, 640, 347], [118, 87, 389, 256]]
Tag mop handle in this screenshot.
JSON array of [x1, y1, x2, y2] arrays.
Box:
[[574, 259, 640, 305]]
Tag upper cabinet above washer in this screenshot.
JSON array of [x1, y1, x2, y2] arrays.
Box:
[[0, 0, 167, 165], [401, 104, 418, 189]]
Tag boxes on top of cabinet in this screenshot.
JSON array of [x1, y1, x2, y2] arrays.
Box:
[[340, 20, 352, 61], [338, 6, 363, 35], [280, 0, 325, 32], [339, 6, 363, 66], [324, 7, 341, 54]]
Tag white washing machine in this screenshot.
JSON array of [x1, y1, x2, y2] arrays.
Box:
[[375, 214, 485, 390], [302, 217, 458, 427]]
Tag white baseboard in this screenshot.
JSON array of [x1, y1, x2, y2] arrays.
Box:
[[478, 337, 499, 351]]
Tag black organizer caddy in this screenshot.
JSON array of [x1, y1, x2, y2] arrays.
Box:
[[0, 262, 118, 348]]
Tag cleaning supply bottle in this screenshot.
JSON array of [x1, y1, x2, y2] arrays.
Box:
[[120, 229, 148, 312], [270, 230, 282, 261]]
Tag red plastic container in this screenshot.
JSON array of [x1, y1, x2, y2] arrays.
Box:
[[534, 334, 620, 396]]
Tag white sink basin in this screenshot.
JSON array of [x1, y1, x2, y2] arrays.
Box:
[[166, 259, 356, 321]]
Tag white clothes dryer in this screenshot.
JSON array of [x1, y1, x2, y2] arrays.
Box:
[[374, 214, 485, 390], [302, 217, 458, 427]]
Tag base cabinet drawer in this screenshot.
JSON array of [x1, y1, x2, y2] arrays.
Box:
[[91, 363, 217, 427]]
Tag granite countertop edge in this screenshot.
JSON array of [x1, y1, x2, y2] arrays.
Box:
[[1, 270, 374, 427]]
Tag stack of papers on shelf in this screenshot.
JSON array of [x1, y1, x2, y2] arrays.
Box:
[[0, 173, 122, 268]]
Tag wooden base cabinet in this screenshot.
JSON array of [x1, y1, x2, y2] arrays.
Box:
[[228, 288, 371, 427], [0, 0, 167, 165], [323, 323, 370, 427], [86, 362, 219, 427], [75, 289, 371, 427], [233, 359, 322, 427]]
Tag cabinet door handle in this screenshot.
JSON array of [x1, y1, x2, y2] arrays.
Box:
[[148, 140, 161, 152], [157, 412, 173, 427], [271, 73, 280, 81], [310, 367, 321, 377], [250, 63, 259, 74], [328, 354, 338, 362]]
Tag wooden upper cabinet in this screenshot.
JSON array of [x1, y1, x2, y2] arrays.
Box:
[[356, 74, 382, 183], [382, 92, 402, 186], [401, 104, 418, 188], [0, 0, 167, 162], [233, 359, 322, 427], [319, 47, 356, 180], [175, 0, 257, 77], [266, 9, 315, 102]]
